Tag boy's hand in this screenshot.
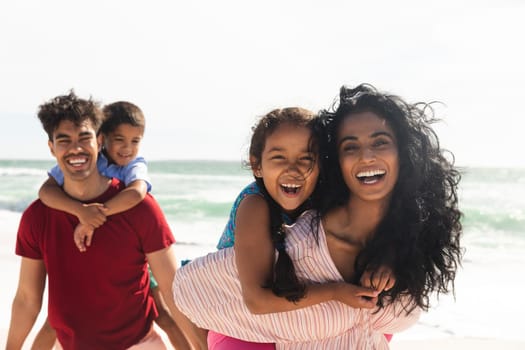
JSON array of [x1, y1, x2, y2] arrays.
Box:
[[360, 265, 396, 292], [334, 283, 379, 309], [73, 223, 95, 252], [78, 203, 107, 228]]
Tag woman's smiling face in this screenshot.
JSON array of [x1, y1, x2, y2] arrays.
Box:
[[337, 111, 399, 203]]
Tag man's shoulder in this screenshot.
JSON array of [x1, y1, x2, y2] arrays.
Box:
[[135, 192, 160, 209], [23, 198, 48, 213], [116, 193, 169, 234], [104, 179, 161, 216], [120, 192, 161, 216], [20, 199, 52, 225], [103, 177, 126, 194]]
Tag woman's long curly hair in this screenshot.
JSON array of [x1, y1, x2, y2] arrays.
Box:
[[318, 84, 463, 312]]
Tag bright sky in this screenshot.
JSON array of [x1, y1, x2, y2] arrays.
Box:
[[1, 0, 524, 168]]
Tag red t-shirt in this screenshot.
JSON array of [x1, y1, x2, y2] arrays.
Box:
[[16, 178, 175, 349]]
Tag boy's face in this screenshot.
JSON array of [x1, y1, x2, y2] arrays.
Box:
[[103, 124, 144, 166]]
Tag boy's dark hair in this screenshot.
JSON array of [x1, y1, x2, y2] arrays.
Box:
[[249, 107, 322, 302], [100, 101, 145, 135], [38, 90, 103, 141]]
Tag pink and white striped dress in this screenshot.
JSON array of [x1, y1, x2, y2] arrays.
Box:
[[174, 211, 420, 349]]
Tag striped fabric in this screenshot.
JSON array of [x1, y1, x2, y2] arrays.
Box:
[[174, 210, 420, 349]]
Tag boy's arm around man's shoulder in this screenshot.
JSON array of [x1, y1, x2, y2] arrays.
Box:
[[103, 156, 151, 215], [120, 156, 151, 192], [103, 179, 148, 216], [39, 177, 106, 228]]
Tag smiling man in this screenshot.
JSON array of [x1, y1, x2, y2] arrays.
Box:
[[6, 91, 190, 350]]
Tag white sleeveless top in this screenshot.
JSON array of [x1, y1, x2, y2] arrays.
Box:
[[174, 210, 420, 349]]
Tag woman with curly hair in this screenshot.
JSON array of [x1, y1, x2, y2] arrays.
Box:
[[173, 84, 463, 349], [318, 83, 463, 313]]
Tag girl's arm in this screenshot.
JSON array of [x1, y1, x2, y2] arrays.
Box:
[[235, 195, 378, 315], [102, 179, 148, 216], [39, 177, 106, 227]]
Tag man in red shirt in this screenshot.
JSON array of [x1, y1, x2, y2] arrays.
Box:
[[6, 92, 191, 350]]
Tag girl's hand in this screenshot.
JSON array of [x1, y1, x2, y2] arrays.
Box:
[[333, 282, 379, 309], [73, 223, 95, 252], [360, 265, 396, 292]]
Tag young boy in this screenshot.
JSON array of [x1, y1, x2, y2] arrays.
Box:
[[40, 101, 150, 251], [31, 101, 182, 349]]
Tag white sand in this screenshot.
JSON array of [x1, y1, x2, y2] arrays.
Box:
[[2, 209, 524, 349], [390, 338, 525, 350]]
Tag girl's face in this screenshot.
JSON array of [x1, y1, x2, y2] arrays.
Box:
[[254, 123, 319, 214], [103, 124, 143, 166], [337, 111, 399, 203]]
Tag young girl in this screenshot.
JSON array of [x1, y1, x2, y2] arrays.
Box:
[[178, 107, 393, 350], [173, 85, 463, 349], [31, 101, 182, 350]]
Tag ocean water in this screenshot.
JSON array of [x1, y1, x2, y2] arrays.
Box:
[[2, 160, 523, 250], [1, 160, 524, 341], [0, 159, 253, 252]]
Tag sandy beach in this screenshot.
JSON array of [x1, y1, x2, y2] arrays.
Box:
[[2, 209, 524, 349], [390, 338, 525, 349]]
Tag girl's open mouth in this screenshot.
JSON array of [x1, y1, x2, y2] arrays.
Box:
[[281, 183, 301, 194]]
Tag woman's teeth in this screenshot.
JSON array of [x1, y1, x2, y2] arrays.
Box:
[[356, 169, 386, 183]]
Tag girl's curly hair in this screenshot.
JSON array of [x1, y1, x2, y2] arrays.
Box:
[[318, 84, 463, 312]]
